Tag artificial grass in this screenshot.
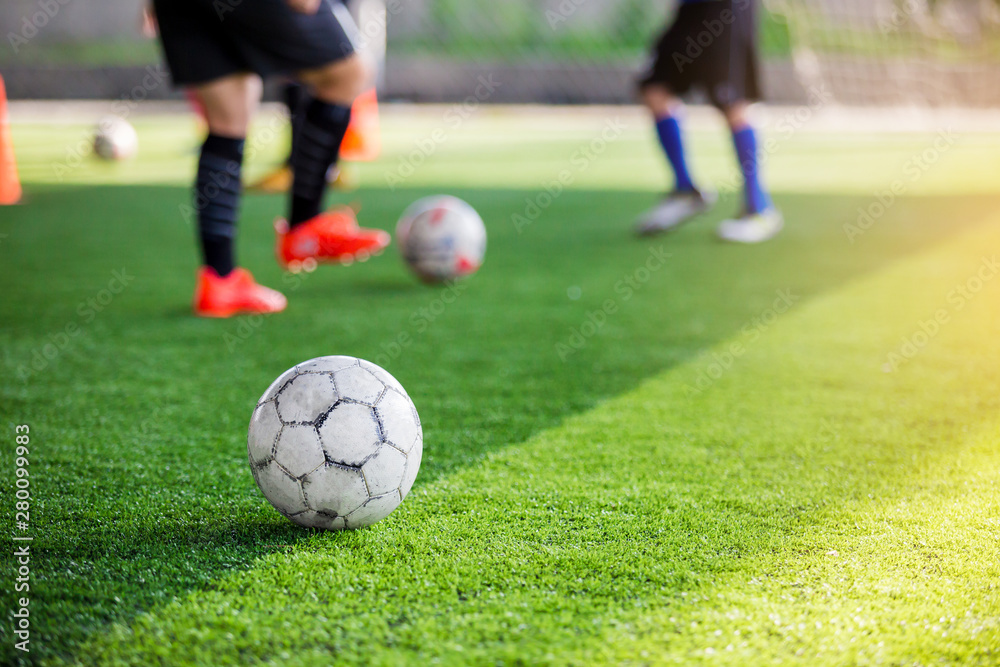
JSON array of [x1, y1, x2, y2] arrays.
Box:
[[23, 196, 1000, 667], [1, 111, 998, 665]]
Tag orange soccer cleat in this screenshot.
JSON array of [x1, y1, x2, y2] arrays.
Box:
[[193, 267, 287, 318], [247, 165, 294, 194], [275, 205, 390, 272], [247, 165, 356, 194]]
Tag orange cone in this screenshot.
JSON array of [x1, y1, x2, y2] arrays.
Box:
[[0, 75, 22, 205], [340, 88, 380, 162]]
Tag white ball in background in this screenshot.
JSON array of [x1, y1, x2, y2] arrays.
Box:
[[93, 116, 138, 161], [397, 195, 487, 283]]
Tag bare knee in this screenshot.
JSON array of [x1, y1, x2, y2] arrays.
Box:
[[641, 84, 682, 119], [299, 55, 371, 106], [722, 102, 751, 130], [195, 73, 261, 138]]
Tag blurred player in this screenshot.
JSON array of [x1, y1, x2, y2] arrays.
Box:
[[636, 0, 782, 243], [152, 0, 389, 317]]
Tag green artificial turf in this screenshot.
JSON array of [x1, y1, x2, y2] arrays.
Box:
[[1, 109, 998, 665]]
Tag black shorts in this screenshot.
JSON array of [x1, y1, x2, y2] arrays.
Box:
[[638, 0, 761, 109], [153, 0, 358, 86]]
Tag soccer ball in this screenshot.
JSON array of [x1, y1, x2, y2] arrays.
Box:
[[396, 195, 487, 282], [93, 116, 138, 161], [247, 356, 422, 530]]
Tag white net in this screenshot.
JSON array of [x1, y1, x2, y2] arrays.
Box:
[[380, 0, 1000, 106], [764, 0, 1000, 106]]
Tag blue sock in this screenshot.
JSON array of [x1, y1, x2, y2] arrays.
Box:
[[732, 126, 772, 215], [655, 115, 696, 192]]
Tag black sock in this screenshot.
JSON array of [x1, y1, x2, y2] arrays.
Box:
[[289, 98, 352, 227], [283, 82, 308, 167], [196, 133, 244, 277]]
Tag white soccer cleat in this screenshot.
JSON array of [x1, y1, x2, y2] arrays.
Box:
[[635, 189, 716, 236], [716, 208, 784, 244]]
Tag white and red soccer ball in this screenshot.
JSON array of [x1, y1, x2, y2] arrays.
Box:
[[396, 195, 487, 283]]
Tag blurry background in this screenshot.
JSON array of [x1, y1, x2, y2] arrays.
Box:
[[2, 0, 999, 106]]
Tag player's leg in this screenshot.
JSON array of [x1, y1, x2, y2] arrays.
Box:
[[190, 73, 287, 316], [642, 83, 696, 194], [248, 79, 353, 194], [152, 0, 286, 316], [288, 54, 367, 227], [275, 52, 390, 270], [193, 73, 257, 278], [712, 0, 782, 243], [715, 100, 782, 243], [292, 70, 355, 191], [636, 84, 716, 236], [283, 81, 309, 167], [723, 102, 774, 217], [169, 0, 386, 269], [634, 7, 717, 236]]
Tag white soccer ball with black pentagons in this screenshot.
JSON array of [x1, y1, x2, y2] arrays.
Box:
[[396, 195, 487, 282], [247, 356, 422, 530], [93, 116, 138, 161]]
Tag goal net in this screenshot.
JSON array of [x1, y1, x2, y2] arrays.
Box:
[[764, 0, 1000, 106], [379, 0, 1000, 106]]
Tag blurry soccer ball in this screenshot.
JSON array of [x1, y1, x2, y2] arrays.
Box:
[[93, 116, 138, 161], [247, 356, 422, 530], [396, 195, 487, 282]]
